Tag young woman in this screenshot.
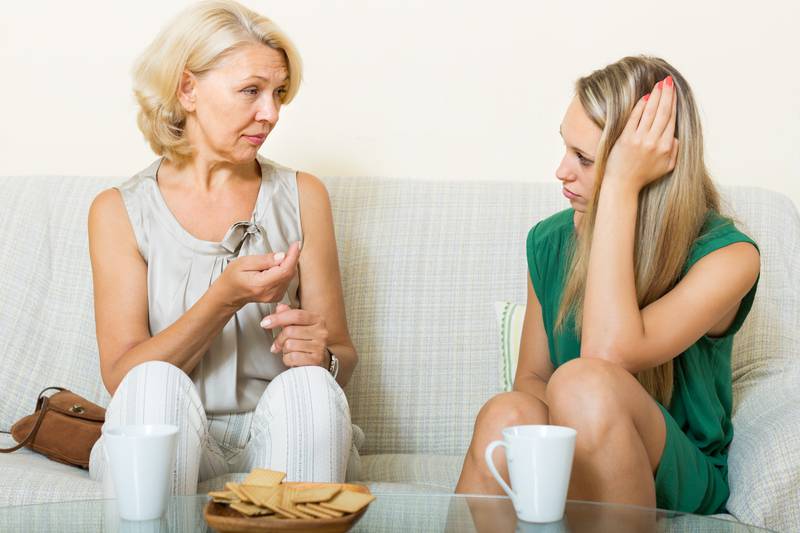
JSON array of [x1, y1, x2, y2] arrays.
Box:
[[456, 56, 760, 514], [88, 0, 358, 494]]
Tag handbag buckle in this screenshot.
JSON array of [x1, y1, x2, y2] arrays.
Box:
[[69, 404, 85, 414]]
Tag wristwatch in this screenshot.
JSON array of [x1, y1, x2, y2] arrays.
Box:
[[326, 348, 340, 379]]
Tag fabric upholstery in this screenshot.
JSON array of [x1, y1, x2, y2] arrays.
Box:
[[0, 175, 797, 531], [359, 454, 462, 491]]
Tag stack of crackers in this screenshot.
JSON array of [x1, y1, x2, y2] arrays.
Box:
[[208, 468, 375, 520]]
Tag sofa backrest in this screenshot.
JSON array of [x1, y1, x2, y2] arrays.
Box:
[[1, 175, 797, 458], [0, 177, 112, 427], [326, 178, 800, 456]]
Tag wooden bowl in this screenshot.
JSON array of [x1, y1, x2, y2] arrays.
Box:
[[203, 482, 372, 533]]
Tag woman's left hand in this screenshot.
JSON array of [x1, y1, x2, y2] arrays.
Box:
[[604, 75, 679, 192], [261, 303, 330, 368]]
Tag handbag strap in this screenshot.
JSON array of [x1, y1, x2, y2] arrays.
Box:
[[0, 387, 67, 453], [36, 387, 66, 410]]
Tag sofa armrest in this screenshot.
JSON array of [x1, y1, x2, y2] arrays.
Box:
[[727, 377, 800, 532]]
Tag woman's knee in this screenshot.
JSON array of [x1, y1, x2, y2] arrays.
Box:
[[271, 366, 344, 402], [117, 360, 193, 392], [473, 392, 547, 439], [263, 366, 350, 425], [546, 358, 632, 442], [108, 360, 204, 428], [270, 365, 336, 390]]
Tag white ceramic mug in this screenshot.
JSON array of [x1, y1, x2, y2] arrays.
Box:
[[485, 425, 577, 523], [102, 424, 179, 521]]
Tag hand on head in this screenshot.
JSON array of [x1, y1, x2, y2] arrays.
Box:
[[604, 75, 680, 192]]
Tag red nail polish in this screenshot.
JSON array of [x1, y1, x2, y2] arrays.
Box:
[[665, 76, 673, 88], [657, 80, 664, 89], [643, 93, 650, 102]]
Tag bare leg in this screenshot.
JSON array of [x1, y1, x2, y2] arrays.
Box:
[[462, 496, 518, 533], [546, 357, 667, 507], [455, 391, 549, 495], [564, 502, 659, 533]]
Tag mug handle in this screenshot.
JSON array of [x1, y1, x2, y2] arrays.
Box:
[[484, 440, 516, 503]]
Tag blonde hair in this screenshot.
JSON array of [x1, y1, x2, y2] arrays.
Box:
[[556, 56, 721, 406], [132, 0, 302, 163]]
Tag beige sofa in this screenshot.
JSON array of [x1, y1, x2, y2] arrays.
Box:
[[0, 174, 797, 532]]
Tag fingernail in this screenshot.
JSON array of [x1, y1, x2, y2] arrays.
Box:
[[270, 342, 277, 353], [643, 93, 650, 102], [274, 252, 285, 262], [260, 317, 271, 328], [657, 80, 663, 89], [665, 75, 673, 88], [297, 241, 303, 251]]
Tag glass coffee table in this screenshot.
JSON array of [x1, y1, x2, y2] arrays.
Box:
[[0, 490, 776, 532]]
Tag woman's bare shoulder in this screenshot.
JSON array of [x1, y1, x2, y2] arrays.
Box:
[[296, 172, 329, 201], [88, 188, 138, 253], [89, 188, 126, 226]]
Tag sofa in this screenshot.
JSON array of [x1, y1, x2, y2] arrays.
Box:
[[0, 174, 798, 531]]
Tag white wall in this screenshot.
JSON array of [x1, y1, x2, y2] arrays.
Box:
[[2, 1, 798, 207]]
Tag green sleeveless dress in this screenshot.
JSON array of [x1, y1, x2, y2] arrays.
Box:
[[526, 208, 759, 514]]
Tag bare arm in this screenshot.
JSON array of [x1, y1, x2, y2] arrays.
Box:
[[581, 78, 760, 373], [582, 184, 759, 373], [513, 276, 555, 403], [89, 189, 297, 395], [267, 172, 358, 386]]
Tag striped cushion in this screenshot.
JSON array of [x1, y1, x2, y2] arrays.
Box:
[[494, 301, 525, 392]]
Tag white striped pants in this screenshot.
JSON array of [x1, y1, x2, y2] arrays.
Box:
[[89, 361, 358, 495]]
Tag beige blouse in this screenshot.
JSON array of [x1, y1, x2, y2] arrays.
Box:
[[115, 154, 301, 413]]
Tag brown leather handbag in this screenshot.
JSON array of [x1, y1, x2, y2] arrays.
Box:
[[0, 387, 105, 469]]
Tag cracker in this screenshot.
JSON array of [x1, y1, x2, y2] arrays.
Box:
[[305, 502, 344, 518], [320, 490, 376, 514], [207, 490, 237, 500], [291, 506, 317, 519], [225, 482, 252, 504], [242, 468, 286, 487], [292, 485, 341, 504], [265, 485, 284, 507], [296, 504, 332, 519], [230, 502, 271, 517], [266, 505, 299, 519], [281, 487, 315, 519], [221, 468, 371, 520], [262, 486, 299, 519], [239, 485, 278, 508], [212, 496, 240, 504]]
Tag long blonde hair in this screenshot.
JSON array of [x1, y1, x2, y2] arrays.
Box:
[[556, 56, 721, 406], [132, 0, 302, 163]]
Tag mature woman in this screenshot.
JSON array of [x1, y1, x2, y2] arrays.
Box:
[[88, 0, 359, 494], [456, 56, 760, 514]]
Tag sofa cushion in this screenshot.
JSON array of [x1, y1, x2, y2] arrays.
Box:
[[0, 434, 102, 507], [359, 453, 462, 491], [726, 371, 800, 531], [0, 434, 449, 507], [0, 177, 115, 432]]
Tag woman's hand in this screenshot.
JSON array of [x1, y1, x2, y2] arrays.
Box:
[[604, 76, 679, 193], [262, 303, 331, 369], [212, 242, 301, 311]]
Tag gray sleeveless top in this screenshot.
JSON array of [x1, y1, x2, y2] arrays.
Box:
[[115, 154, 301, 414]]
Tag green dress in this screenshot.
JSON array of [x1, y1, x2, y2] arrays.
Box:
[[526, 208, 759, 514]]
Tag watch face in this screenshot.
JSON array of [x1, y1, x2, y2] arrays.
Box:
[[328, 353, 340, 378]]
